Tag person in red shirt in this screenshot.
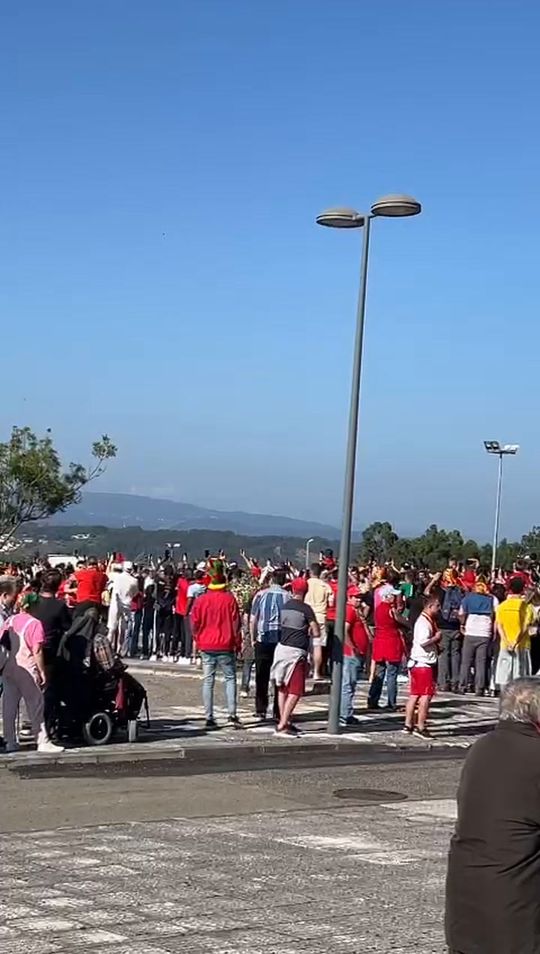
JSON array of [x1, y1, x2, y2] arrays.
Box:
[[128, 585, 144, 657], [461, 558, 479, 592], [368, 586, 407, 711], [174, 572, 191, 659], [325, 572, 339, 664], [73, 557, 109, 618], [340, 586, 371, 726], [506, 561, 533, 592], [58, 565, 77, 610], [190, 559, 241, 730], [320, 549, 337, 573]]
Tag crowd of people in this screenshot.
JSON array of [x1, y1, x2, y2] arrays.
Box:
[[0, 547, 538, 750]]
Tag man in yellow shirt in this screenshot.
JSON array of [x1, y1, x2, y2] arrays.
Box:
[[495, 578, 534, 688]]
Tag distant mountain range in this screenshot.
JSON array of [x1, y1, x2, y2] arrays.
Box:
[[50, 492, 342, 540]]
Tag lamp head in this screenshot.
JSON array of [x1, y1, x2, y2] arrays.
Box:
[[484, 440, 519, 456], [316, 208, 366, 229], [370, 194, 421, 218]]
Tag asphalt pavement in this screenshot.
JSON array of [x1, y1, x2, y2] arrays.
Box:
[[0, 753, 461, 953], [0, 664, 474, 952]]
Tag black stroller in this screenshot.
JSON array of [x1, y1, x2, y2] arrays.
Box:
[[52, 608, 149, 746]]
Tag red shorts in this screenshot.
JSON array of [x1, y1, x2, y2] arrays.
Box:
[[284, 660, 306, 697], [409, 665, 436, 697]]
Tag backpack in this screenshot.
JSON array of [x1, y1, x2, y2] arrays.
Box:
[[115, 672, 150, 726], [441, 586, 462, 623]]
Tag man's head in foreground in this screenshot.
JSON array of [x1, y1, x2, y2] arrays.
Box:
[[500, 678, 540, 727]]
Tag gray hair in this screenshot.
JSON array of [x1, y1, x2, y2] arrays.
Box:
[[0, 576, 16, 596], [499, 677, 540, 724]]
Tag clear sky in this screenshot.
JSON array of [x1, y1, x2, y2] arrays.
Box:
[[2, 0, 539, 540]]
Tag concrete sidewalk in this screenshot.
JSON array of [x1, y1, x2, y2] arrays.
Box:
[[0, 664, 497, 771]]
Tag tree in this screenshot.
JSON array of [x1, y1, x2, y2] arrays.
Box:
[[0, 427, 117, 546], [496, 538, 520, 570], [358, 521, 398, 563], [413, 525, 465, 570], [521, 527, 540, 558]]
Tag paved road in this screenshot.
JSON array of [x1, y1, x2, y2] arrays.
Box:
[[135, 667, 497, 751], [0, 752, 461, 953], [0, 667, 473, 952], [0, 662, 497, 759]]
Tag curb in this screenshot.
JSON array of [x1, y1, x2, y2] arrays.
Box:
[[0, 735, 470, 775], [0, 738, 363, 769]]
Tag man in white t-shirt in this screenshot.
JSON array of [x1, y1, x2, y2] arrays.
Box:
[[107, 562, 138, 653], [403, 594, 441, 739]]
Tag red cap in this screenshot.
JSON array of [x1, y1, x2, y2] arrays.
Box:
[[291, 577, 309, 596]]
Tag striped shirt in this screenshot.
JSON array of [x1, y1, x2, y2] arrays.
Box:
[[250, 585, 289, 644]]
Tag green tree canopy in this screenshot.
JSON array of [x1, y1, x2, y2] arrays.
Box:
[[0, 427, 117, 545], [354, 520, 540, 572], [357, 521, 398, 563]]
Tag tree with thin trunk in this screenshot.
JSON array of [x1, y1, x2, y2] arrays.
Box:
[[0, 427, 117, 547]]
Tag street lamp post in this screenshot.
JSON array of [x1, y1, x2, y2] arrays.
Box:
[[305, 538, 315, 570], [317, 195, 421, 735], [484, 441, 519, 576]]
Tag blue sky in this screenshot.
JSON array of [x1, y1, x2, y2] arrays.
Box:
[[2, 0, 539, 540]]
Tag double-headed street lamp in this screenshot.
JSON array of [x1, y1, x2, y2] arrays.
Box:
[[484, 440, 519, 576], [317, 194, 422, 735]]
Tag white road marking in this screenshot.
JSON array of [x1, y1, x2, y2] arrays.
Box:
[[383, 798, 457, 820]]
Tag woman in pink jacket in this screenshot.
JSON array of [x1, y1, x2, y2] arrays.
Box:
[[1, 594, 64, 754]]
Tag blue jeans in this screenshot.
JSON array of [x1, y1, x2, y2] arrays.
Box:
[[340, 655, 365, 721], [368, 661, 399, 708], [201, 651, 237, 720], [241, 659, 254, 693]]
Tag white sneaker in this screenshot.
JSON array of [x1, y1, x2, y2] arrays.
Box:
[[150, 654, 158, 662], [240, 690, 249, 699], [37, 739, 64, 754]]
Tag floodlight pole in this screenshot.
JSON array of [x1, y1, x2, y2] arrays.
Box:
[[491, 452, 504, 577]]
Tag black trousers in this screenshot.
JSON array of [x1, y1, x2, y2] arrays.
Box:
[[254, 642, 280, 719], [73, 600, 99, 619], [175, 615, 192, 657], [459, 636, 489, 692], [156, 610, 174, 656], [437, 629, 462, 689], [326, 620, 335, 677], [43, 654, 59, 738], [141, 609, 154, 656]]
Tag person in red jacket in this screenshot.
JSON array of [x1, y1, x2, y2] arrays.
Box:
[[367, 586, 408, 711], [190, 559, 241, 730]]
